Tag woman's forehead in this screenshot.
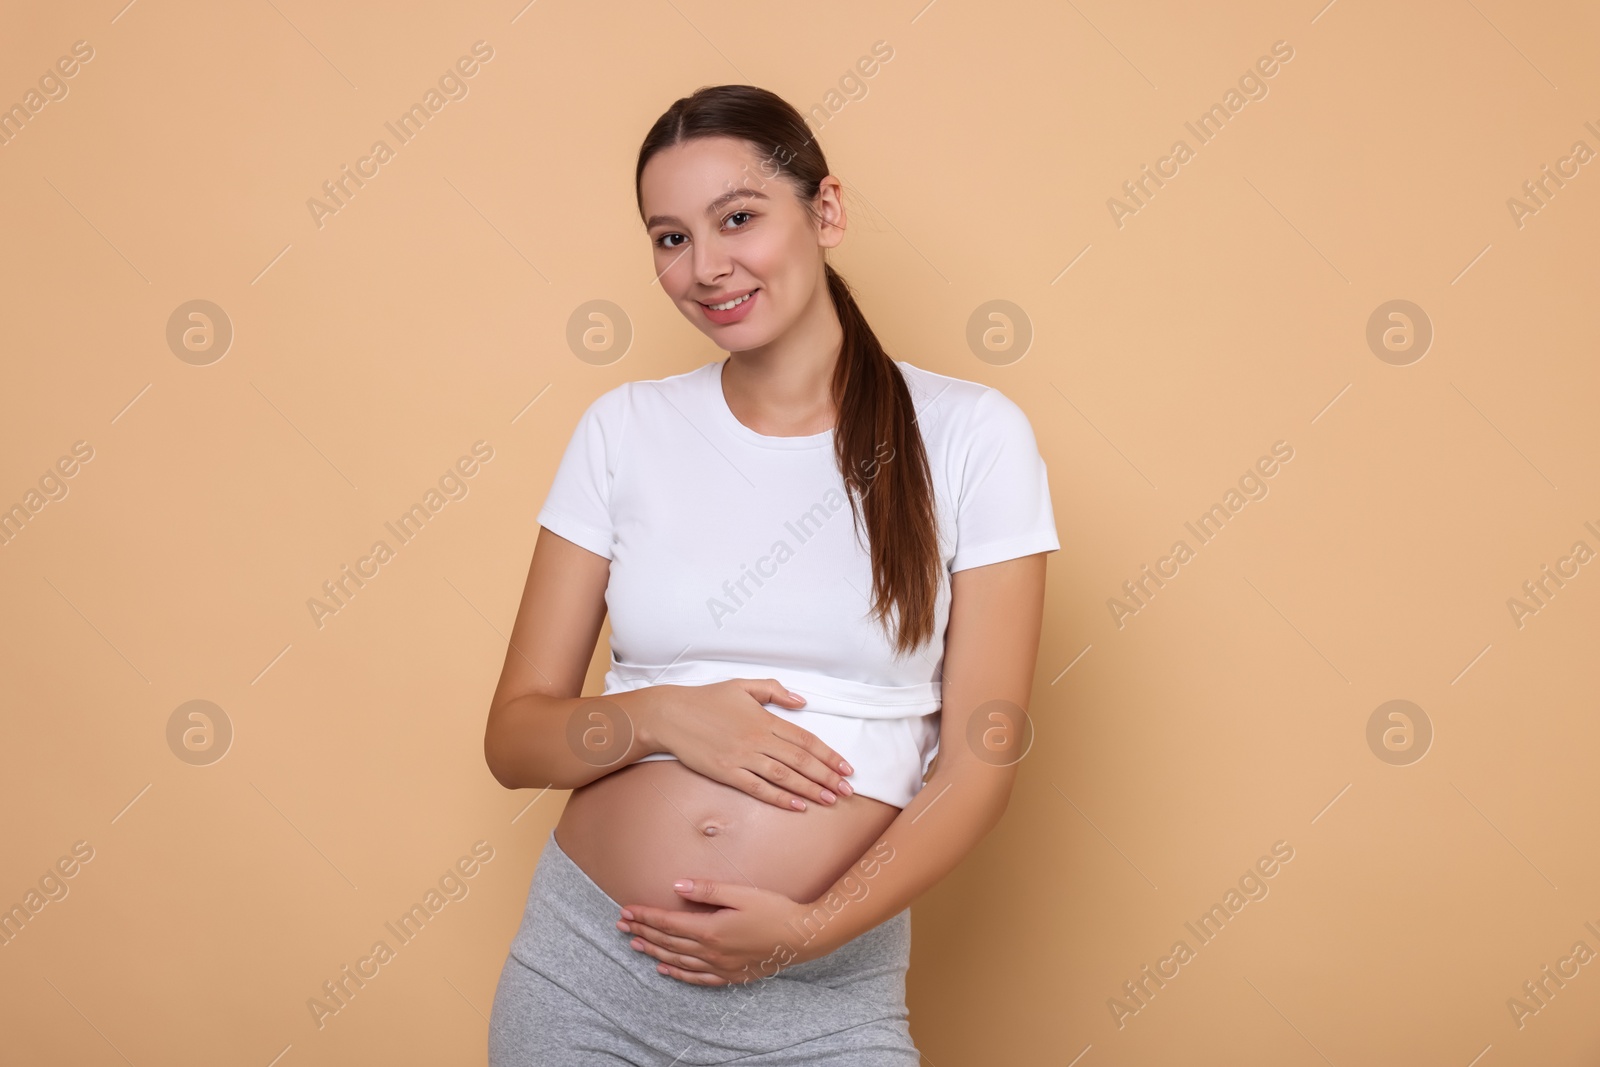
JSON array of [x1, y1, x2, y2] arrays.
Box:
[[641, 141, 784, 221]]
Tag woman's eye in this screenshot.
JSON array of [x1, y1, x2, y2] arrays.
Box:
[[655, 213, 749, 249]]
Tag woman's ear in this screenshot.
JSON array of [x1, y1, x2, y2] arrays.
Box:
[[814, 176, 848, 249]]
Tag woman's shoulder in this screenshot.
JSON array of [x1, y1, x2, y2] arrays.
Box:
[[573, 360, 717, 424], [892, 359, 1037, 447]]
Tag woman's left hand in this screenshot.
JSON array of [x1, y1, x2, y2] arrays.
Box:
[[617, 881, 823, 985]]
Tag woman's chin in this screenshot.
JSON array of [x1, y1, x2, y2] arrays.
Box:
[[697, 323, 768, 350]]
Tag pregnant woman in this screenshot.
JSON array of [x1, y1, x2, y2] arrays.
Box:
[[484, 84, 1059, 1065]]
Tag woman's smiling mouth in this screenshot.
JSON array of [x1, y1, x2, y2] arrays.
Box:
[[699, 288, 759, 324], [700, 289, 756, 310]]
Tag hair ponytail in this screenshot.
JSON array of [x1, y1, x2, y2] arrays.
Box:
[[822, 263, 940, 655], [637, 85, 941, 656]]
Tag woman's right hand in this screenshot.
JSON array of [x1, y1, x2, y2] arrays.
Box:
[[642, 679, 857, 811]]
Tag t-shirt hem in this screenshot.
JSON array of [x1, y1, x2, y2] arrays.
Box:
[[631, 752, 916, 809], [536, 507, 612, 560], [950, 531, 1061, 573]]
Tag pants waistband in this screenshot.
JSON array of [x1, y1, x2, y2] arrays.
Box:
[[505, 829, 912, 1061]]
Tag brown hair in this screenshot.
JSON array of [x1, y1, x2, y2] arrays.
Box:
[[635, 84, 940, 656]]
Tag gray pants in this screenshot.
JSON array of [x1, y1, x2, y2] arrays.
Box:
[[488, 830, 920, 1065]]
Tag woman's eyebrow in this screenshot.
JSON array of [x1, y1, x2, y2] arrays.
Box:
[[646, 187, 770, 229]]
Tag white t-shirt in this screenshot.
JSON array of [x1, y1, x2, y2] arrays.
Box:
[[536, 358, 1060, 808]]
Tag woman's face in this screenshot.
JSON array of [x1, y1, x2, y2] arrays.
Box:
[[639, 136, 839, 352]]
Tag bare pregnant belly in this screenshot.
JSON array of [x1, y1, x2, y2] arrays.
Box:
[[554, 759, 900, 913]]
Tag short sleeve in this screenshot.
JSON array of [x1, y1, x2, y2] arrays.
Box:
[[950, 387, 1060, 573], [536, 387, 628, 560]]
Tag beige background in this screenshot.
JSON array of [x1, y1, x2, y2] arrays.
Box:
[[2, 0, 1597, 1063]]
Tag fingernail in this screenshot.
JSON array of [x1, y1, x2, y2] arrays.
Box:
[[787, 690, 804, 702], [838, 780, 853, 796], [790, 797, 806, 810], [620, 908, 634, 920], [631, 938, 643, 950], [616, 921, 629, 932], [673, 880, 693, 891], [840, 760, 854, 775], [820, 789, 836, 803]]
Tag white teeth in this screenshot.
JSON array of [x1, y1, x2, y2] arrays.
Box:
[[708, 292, 752, 311]]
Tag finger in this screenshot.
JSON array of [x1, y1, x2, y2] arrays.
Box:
[[759, 678, 807, 707], [732, 768, 810, 811], [622, 920, 702, 955], [618, 906, 714, 940], [766, 742, 853, 801], [656, 961, 730, 986], [673, 877, 743, 908], [631, 937, 715, 973], [770, 723, 854, 779], [736, 678, 805, 709], [752, 756, 835, 807], [755, 755, 838, 806]]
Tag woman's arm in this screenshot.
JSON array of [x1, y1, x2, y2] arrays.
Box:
[[484, 527, 665, 790], [619, 551, 1049, 981]]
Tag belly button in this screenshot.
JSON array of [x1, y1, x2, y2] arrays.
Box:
[[699, 819, 725, 837]]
